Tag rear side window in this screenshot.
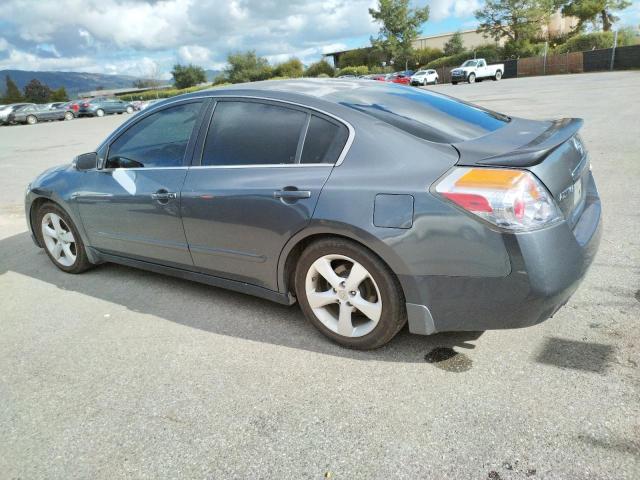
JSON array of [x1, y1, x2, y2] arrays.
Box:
[[106, 101, 202, 168], [301, 115, 349, 164], [203, 101, 307, 166]]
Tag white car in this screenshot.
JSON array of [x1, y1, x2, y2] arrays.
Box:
[[450, 58, 504, 84], [410, 70, 439, 86]]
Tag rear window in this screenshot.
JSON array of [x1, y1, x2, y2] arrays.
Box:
[[326, 85, 509, 143]]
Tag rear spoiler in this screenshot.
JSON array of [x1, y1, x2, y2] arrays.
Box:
[[476, 118, 583, 168]]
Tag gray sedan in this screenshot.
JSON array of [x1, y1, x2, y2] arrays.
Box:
[[24, 79, 601, 349], [8, 104, 74, 124]]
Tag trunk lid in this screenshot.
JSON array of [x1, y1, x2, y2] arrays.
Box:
[[453, 117, 589, 227]]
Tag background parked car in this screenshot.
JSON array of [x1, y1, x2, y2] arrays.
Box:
[[8, 103, 73, 125], [388, 71, 413, 85], [138, 99, 162, 111], [78, 98, 134, 117], [61, 100, 83, 118], [451, 58, 504, 84], [410, 69, 439, 86], [0, 103, 34, 125]]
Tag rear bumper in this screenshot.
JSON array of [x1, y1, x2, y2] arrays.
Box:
[[405, 179, 602, 335]]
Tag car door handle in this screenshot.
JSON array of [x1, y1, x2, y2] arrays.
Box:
[[151, 190, 177, 202], [274, 189, 311, 200]]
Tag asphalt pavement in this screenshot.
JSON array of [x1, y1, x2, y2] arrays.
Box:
[[0, 72, 638, 479]]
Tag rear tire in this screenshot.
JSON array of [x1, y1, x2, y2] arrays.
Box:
[[64, 111, 74, 121], [126, 106, 134, 114], [494, 70, 502, 81], [452, 81, 458, 85], [295, 238, 406, 350], [36, 202, 93, 274]]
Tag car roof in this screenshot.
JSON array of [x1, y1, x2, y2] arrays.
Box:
[[188, 78, 414, 102]]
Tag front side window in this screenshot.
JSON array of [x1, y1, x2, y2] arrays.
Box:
[[106, 101, 202, 169], [301, 115, 349, 164], [202, 101, 307, 166]]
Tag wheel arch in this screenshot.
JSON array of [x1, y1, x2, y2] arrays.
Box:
[[277, 223, 412, 302], [28, 194, 99, 263]]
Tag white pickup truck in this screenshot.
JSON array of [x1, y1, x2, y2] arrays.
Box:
[[450, 58, 504, 84]]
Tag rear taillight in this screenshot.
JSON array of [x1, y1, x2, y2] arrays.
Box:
[[434, 167, 562, 231]]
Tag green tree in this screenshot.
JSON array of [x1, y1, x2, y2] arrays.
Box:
[[561, 0, 631, 32], [224, 51, 273, 83], [369, 0, 430, 70], [171, 64, 207, 89], [443, 31, 465, 56], [475, 0, 556, 43], [413, 47, 444, 67], [2, 75, 23, 103], [339, 47, 373, 67], [50, 86, 69, 102], [23, 79, 51, 103], [273, 58, 304, 78], [304, 59, 335, 77]]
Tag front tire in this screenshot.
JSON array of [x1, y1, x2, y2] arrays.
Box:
[[95, 109, 105, 117], [27, 115, 38, 125], [295, 238, 406, 349], [468, 73, 476, 84], [36, 202, 92, 274]]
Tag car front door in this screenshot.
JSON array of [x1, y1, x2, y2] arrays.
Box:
[[180, 99, 350, 290], [75, 99, 208, 266]]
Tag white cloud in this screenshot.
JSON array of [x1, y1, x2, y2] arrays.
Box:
[[0, 0, 484, 75], [178, 45, 212, 64], [427, 0, 481, 22]]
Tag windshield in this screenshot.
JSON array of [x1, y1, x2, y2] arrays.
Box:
[[324, 84, 510, 143], [461, 60, 477, 67]]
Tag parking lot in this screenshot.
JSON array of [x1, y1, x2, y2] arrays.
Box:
[[1, 71, 638, 479]]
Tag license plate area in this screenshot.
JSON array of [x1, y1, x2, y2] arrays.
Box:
[[573, 177, 583, 208]]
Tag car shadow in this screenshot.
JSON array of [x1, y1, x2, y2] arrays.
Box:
[[0, 231, 483, 363]]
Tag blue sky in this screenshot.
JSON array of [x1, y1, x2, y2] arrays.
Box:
[[0, 1, 638, 78]]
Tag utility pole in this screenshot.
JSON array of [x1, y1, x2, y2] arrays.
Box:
[[543, 41, 548, 75], [610, 30, 618, 71]]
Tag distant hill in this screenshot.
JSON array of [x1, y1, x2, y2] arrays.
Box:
[[0, 70, 143, 97], [205, 69, 223, 82]]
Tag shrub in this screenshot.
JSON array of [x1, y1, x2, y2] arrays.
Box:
[[553, 30, 636, 54], [224, 51, 273, 83], [305, 59, 335, 77], [273, 58, 304, 78], [171, 64, 207, 89], [336, 65, 369, 76]]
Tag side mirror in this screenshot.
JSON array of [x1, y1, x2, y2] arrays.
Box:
[[74, 152, 98, 171]]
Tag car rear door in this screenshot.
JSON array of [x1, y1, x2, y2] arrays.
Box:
[[180, 98, 351, 290], [75, 99, 208, 266]]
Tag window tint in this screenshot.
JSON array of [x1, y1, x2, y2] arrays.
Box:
[[203, 101, 306, 166], [301, 115, 348, 164], [106, 102, 202, 168], [324, 85, 509, 143]]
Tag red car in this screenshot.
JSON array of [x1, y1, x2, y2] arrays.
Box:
[[389, 72, 412, 85]]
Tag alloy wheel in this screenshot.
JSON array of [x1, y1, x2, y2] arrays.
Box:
[[305, 254, 382, 338], [41, 212, 77, 267]]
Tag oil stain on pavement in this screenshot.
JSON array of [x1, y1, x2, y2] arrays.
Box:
[[424, 347, 472, 372]]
